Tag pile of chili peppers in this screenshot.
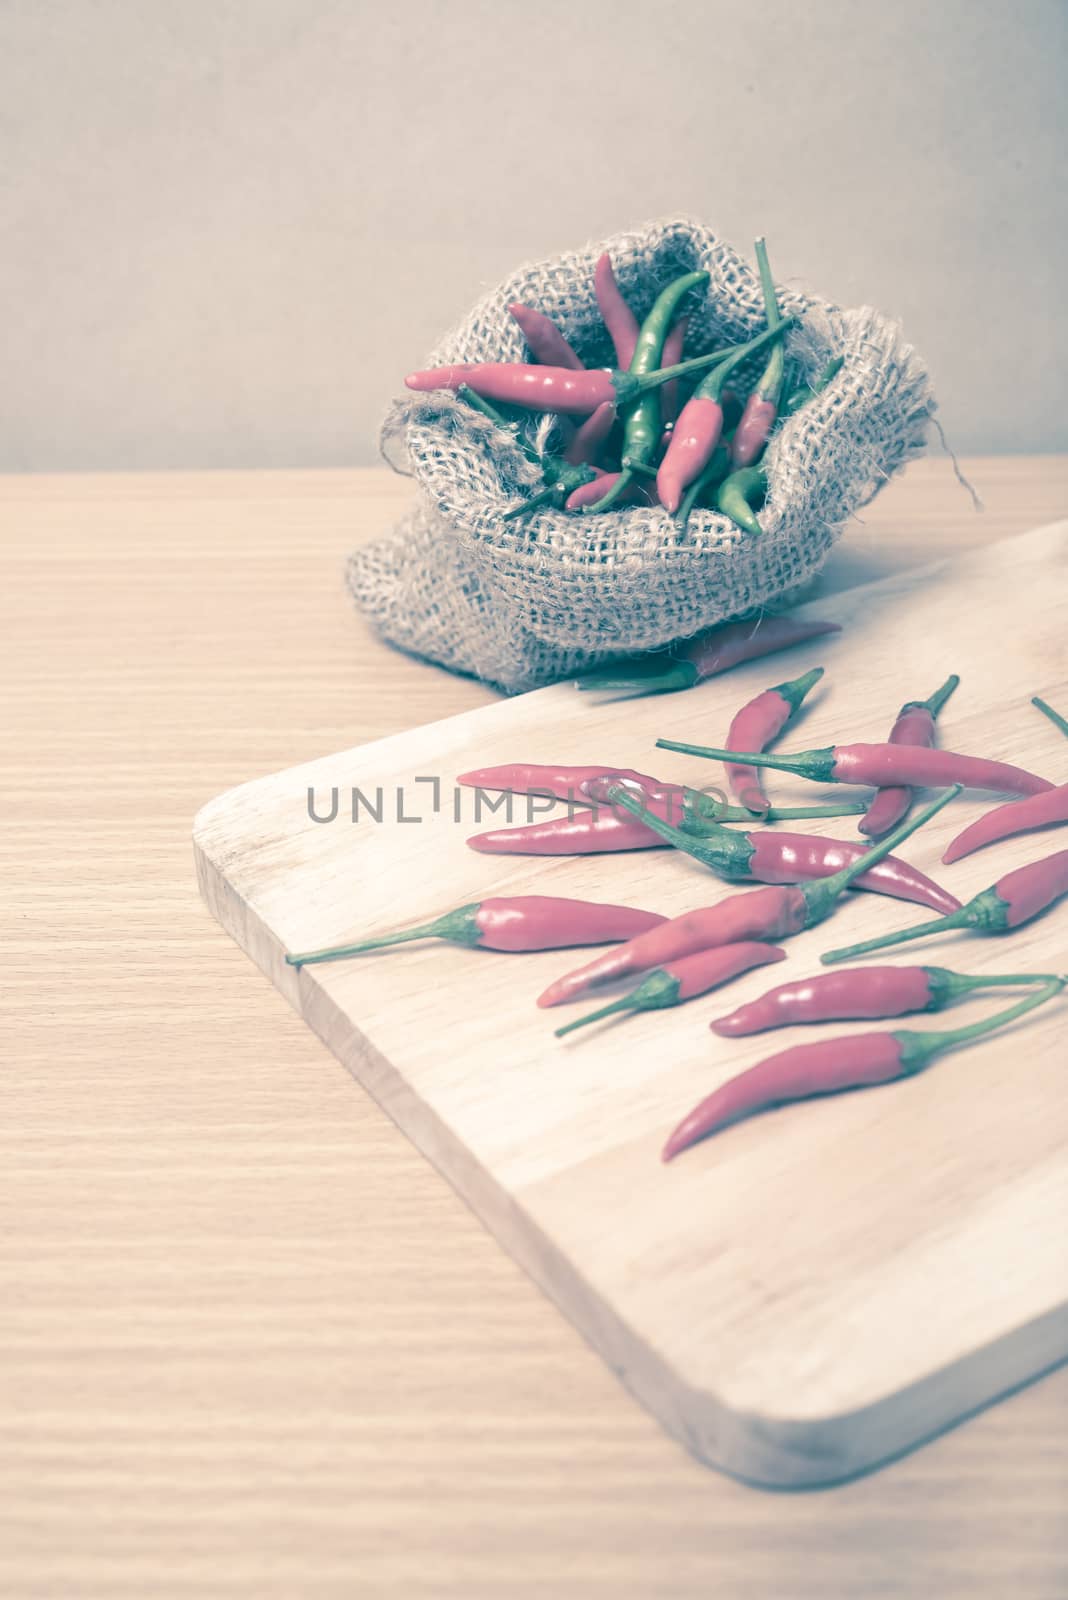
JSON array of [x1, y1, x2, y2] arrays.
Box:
[[287, 639, 1068, 1167], [405, 238, 843, 533]]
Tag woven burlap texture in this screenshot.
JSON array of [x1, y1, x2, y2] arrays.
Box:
[[347, 217, 933, 694]]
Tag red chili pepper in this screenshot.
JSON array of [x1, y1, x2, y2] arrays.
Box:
[[575, 614, 841, 695], [860, 674, 960, 838], [658, 314, 688, 424], [537, 787, 958, 1007], [563, 401, 616, 466], [565, 469, 653, 511], [507, 303, 584, 370], [594, 252, 640, 370], [663, 980, 1063, 1160], [729, 237, 785, 468], [609, 786, 961, 913], [725, 665, 824, 816], [711, 964, 1058, 1036], [405, 343, 737, 416], [655, 736, 1054, 798], [554, 942, 787, 1038], [941, 697, 1068, 862], [284, 895, 666, 968], [656, 321, 792, 513], [465, 794, 874, 858], [821, 849, 1068, 965], [456, 762, 666, 805]]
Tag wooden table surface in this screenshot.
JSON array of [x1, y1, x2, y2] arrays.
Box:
[[4, 457, 1067, 1599]]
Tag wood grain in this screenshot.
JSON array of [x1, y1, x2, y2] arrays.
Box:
[[195, 519, 1068, 1488], [4, 461, 1068, 1593]]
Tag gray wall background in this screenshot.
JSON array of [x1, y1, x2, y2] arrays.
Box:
[[3, 0, 1065, 471]]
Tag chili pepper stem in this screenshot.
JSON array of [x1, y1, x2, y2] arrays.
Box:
[[1033, 696, 1068, 738], [821, 907, 972, 965], [554, 994, 639, 1037], [585, 467, 635, 514], [655, 737, 832, 775], [286, 906, 479, 967], [457, 384, 537, 463], [918, 673, 961, 718], [753, 236, 784, 400], [898, 980, 1063, 1069]]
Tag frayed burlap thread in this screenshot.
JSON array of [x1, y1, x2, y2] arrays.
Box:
[[348, 218, 933, 694]]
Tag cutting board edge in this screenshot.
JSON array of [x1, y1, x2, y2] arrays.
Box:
[[192, 821, 1068, 1488]]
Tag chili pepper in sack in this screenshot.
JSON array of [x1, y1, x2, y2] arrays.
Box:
[[1033, 696, 1068, 738], [654, 736, 1053, 797], [675, 442, 732, 530], [821, 849, 1068, 965], [730, 237, 786, 468], [659, 315, 688, 423], [554, 943, 787, 1038], [565, 470, 653, 512], [405, 342, 740, 414], [860, 673, 961, 838], [607, 785, 960, 912], [725, 665, 825, 815], [712, 964, 1060, 1036], [663, 980, 1063, 1161], [594, 252, 641, 370], [537, 788, 958, 1007], [563, 402, 616, 466], [716, 465, 768, 536], [583, 271, 715, 513], [657, 322, 793, 513], [780, 355, 845, 418], [575, 613, 841, 695], [507, 303, 584, 370], [284, 895, 666, 968], [942, 697, 1068, 862]]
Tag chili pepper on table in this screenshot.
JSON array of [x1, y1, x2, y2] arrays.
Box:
[[555, 942, 787, 1039], [285, 895, 667, 968], [583, 270, 716, 513], [656, 321, 793, 513], [716, 465, 768, 536], [607, 785, 960, 912], [941, 697, 1068, 863], [711, 964, 1060, 1036], [729, 237, 786, 468], [537, 787, 958, 1007], [821, 849, 1068, 964], [859, 673, 961, 838], [654, 736, 1054, 798], [724, 665, 825, 816], [574, 613, 841, 695], [594, 252, 640, 370], [780, 355, 844, 418], [1033, 695, 1068, 737], [662, 980, 1063, 1161], [507, 303, 585, 370], [405, 342, 740, 415]]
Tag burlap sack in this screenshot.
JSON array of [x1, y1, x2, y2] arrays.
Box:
[[348, 217, 933, 694]]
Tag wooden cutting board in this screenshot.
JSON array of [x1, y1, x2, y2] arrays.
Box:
[[194, 519, 1068, 1488]]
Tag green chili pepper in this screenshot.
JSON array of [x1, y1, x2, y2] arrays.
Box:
[[716, 465, 767, 536], [585, 271, 709, 513]]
